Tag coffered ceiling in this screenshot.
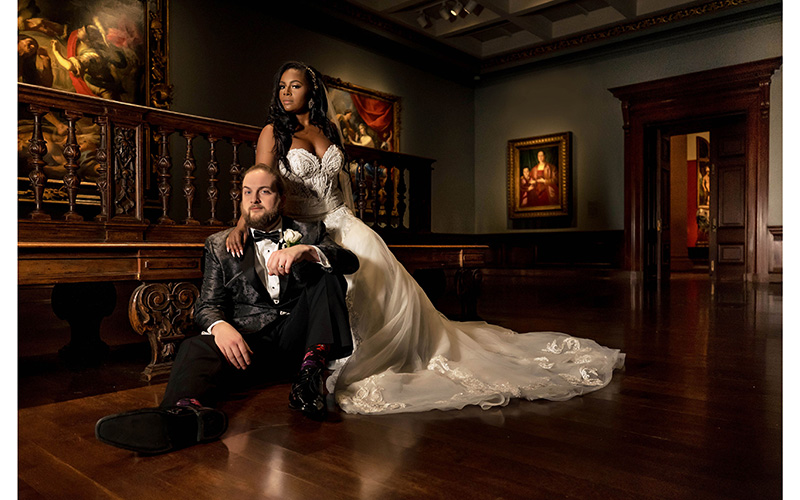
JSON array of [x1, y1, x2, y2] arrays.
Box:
[[301, 0, 780, 80], [348, 0, 710, 59]]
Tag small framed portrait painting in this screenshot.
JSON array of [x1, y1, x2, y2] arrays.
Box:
[[507, 132, 571, 219]]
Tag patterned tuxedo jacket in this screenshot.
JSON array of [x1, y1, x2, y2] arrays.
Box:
[[193, 217, 359, 335]]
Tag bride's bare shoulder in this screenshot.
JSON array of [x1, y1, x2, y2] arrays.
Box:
[[256, 125, 277, 164], [258, 124, 275, 140]]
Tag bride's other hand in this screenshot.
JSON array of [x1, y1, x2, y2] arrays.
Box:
[[226, 225, 247, 257]]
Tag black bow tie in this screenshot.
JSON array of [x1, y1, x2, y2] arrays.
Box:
[[252, 229, 282, 244]]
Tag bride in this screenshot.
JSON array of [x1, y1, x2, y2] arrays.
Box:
[[227, 61, 624, 415]]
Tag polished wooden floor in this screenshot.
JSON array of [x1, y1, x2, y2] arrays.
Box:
[[18, 270, 782, 499]]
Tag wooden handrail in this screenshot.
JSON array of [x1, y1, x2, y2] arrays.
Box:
[[18, 242, 205, 249], [18, 83, 261, 140]]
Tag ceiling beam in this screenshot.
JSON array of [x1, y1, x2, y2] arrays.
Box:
[[370, 0, 439, 14], [605, 0, 638, 18], [508, 0, 565, 11], [479, 0, 554, 40], [512, 15, 553, 40]]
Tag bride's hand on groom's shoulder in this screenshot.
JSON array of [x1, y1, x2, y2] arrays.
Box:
[[226, 226, 247, 257]]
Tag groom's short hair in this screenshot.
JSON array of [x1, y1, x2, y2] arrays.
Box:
[[243, 163, 285, 197]]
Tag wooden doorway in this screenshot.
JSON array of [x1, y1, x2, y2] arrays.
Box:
[[610, 57, 781, 282], [645, 117, 748, 281]]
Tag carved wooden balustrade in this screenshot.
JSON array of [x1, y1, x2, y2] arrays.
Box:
[[17, 82, 437, 378], [18, 83, 433, 243]]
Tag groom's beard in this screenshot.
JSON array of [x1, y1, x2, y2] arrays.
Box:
[[243, 203, 282, 231]]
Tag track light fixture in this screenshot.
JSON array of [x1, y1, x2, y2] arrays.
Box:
[[416, 12, 431, 28], [439, 3, 452, 21], [419, 1, 480, 29]]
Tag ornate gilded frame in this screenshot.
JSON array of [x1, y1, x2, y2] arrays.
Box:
[[146, 0, 172, 109], [323, 76, 401, 152], [507, 132, 571, 219], [17, 0, 171, 107]]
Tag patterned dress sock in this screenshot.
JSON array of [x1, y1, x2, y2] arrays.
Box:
[[301, 344, 331, 370], [175, 398, 203, 408]]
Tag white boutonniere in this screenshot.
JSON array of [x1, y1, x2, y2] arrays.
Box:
[[282, 229, 303, 247]]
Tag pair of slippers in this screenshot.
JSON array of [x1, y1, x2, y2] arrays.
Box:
[[95, 405, 227, 454]]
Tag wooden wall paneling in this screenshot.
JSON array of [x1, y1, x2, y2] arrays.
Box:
[[711, 117, 748, 280], [718, 167, 745, 227], [768, 225, 782, 276]]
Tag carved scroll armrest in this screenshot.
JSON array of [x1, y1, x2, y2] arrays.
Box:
[[128, 281, 200, 381]]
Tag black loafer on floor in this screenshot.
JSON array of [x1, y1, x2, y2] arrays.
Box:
[[288, 366, 327, 421], [95, 405, 227, 454]]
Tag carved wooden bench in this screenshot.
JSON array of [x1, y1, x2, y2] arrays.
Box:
[[19, 241, 489, 380]]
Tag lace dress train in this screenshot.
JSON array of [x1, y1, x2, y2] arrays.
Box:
[[280, 145, 624, 415]]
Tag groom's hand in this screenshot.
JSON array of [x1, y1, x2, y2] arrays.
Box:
[[210, 322, 252, 370], [266, 244, 319, 277]]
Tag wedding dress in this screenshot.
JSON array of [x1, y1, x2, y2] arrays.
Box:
[[280, 145, 624, 415]]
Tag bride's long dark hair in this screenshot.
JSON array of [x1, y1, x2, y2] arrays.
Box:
[[266, 61, 343, 162]]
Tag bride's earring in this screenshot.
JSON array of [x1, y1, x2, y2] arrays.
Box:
[[308, 98, 315, 109]]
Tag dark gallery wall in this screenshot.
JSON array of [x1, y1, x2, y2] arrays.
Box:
[[474, 18, 783, 233], [167, 1, 781, 235], [168, 0, 476, 233]]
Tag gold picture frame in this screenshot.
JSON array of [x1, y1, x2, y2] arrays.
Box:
[[323, 76, 400, 152], [507, 132, 571, 218]]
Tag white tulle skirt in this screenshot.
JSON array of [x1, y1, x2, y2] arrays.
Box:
[[316, 205, 624, 415]]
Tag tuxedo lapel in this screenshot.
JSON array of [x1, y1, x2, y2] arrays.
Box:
[[241, 237, 270, 300]]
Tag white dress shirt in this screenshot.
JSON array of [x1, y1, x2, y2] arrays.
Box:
[[253, 226, 284, 304]]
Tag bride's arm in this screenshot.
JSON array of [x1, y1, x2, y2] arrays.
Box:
[[255, 124, 277, 166], [226, 217, 248, 257], [226, 125, 279, 256]]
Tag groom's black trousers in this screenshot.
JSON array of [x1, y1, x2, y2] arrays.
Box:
[[161, 271, 352, 408]]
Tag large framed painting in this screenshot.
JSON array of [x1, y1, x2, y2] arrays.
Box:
[[507, 132, 571, 219], [17, 0, 170, 207], [18, 0, 170, 106], [323, 76, 400, 152]]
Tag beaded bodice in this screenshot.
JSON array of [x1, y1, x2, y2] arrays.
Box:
[[279, 145, 346, 222]]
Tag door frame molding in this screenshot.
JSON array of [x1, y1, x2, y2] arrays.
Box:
[[610, 57, 781, 281]]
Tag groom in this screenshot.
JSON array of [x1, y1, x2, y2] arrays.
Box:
[[95, 163, 359, 454]]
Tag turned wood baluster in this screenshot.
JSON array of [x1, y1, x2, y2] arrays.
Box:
[[396, 165, 408, 230], [94, 116, 110, 222], [62, 111, 83, 222], [229, 138, 242, 225], [206, 136, 223, 225], [356, 158, 367, 222], [156, 126, 174, 224], [383, 164, 396, 228], [371, 161, 380, 227], [27, 105, 50, 220], [181, 132, 199, 225]]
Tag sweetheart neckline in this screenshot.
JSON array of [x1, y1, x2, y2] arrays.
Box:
[[287, 144, 339, 164]]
